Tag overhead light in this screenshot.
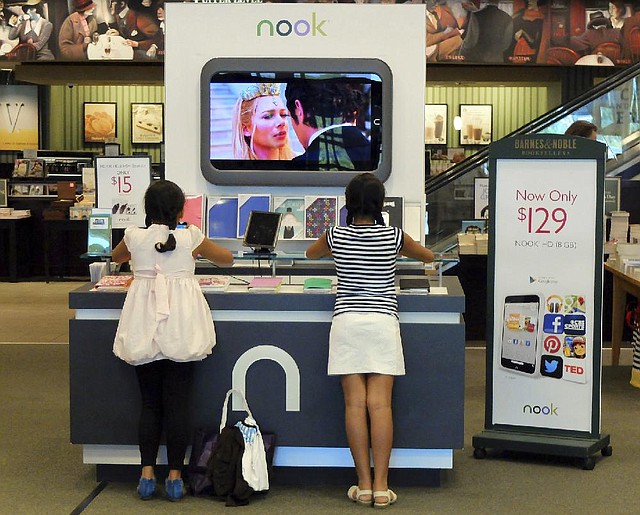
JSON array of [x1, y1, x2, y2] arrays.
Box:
[[453, 116, 463, 131]]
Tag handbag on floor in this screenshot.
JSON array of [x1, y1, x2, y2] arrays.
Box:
[[187, 389, 275, 502], [215, 389, 273, 493]]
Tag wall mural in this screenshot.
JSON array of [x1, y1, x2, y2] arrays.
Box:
[[0, 0, 166, 62], [0, 0, 638, 67], [425, 0, 639, 67]]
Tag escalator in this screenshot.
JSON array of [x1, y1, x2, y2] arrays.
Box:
[[425, 60, 640, 254]]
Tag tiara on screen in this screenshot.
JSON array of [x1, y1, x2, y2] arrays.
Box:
[[241, 83, 281, 101]]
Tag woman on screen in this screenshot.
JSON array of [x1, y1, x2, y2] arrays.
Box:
[[231, 83, 295, 160]]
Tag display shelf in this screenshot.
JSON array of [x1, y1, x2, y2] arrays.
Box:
[[8, 151, 96, 201], [194, 253, 458, 281]]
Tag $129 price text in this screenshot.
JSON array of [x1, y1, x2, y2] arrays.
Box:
[[514, 188, 577, 234]]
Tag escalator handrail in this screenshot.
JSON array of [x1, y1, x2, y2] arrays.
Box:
[[426, 61, 640, 195]]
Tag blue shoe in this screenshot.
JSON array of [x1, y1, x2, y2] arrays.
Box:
[[137, 477, 156, 500], [165, 478, 184, 502]]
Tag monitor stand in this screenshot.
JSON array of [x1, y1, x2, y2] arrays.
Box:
[[243, 248, 276, 258]]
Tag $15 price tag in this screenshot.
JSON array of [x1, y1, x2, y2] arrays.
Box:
[[111, 175, 132, 194]]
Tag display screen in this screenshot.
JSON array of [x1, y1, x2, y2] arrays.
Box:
[[200, 58, 392, 187], [501, 295, 540, 374], [243, 211, 282, 251]]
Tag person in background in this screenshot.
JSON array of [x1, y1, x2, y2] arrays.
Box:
[[8, 0, 54, 60], [285, 79, 371, 170], [565, 120, 598, 140], [146, 0, 164, 59], [231, 82, 295, 160], [107, 0, 159, 59], [569, 11, 621, 57], [621, 1, 640, 60], [459, 0, 513, 63], [305, 173, 434, 508], [609, 1, 627, 29], [111, 180, 233, 502], [58, 0, 98, 60], [509, 0, 547, 64]]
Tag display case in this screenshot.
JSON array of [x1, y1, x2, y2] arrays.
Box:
[[8, 150, 95, 200]]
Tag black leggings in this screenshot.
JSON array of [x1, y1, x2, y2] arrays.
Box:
[[135, 359, 195, 470]]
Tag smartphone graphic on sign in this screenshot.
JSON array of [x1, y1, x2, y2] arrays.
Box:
[[500, 295, 541, 375]]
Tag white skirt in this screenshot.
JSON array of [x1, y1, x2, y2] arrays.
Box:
[[328, 312, 405, 376]]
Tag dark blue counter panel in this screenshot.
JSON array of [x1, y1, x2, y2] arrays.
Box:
[[69, 275, 465, 473], [70, 319, 464, 449]]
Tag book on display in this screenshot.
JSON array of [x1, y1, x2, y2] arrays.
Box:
[[93, 275, 133, 291], [399, 278, 431, 293], [382, 196, 403, 229], [182, 194, 205, 231], [197, 275, 231, 292], [248, 276, 283, 292], [207, 196, 238, 239], [303, 277, 333, 293]]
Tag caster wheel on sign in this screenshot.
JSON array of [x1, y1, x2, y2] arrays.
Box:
[[473, 448, 487, 459], [580, 457, 596, 470]]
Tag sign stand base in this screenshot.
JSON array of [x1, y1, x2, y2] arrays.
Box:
[[472, 430, 611, 470]]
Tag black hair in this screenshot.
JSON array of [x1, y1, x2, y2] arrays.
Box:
[[144, 179, 185, 253], [285, 79, 367, 129], [564, 120, 598, 138], [345, 172, 385, 226], [22, 3, 45, 15]]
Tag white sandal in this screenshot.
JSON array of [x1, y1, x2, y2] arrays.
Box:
[[373, 489, 398, 508], [348, 485, 373, 505]]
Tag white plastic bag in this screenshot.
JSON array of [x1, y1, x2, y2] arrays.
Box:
[[220, 389, 270, 492]]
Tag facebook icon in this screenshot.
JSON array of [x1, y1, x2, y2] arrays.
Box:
[[543, 314, 564, 334]]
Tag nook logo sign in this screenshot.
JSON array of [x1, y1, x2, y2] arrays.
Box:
[[522, 403, 559, 416], [257, 12, 328, 37]]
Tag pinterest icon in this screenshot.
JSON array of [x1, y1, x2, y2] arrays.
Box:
[[544, 335, 562, 354]]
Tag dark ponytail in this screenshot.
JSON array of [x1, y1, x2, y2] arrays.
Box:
[[143, 180, 185, 253], [345, 173, 385, 225]]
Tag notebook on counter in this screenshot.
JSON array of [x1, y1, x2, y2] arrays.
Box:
[[303, 277, 333, 293], [197, 275, 231, 292], [399, 278, 431, 293], [92, 275, 133, 291], [248, 276, 283, 292]]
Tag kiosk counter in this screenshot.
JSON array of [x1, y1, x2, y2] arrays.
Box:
[[69, 276, 465, 483]]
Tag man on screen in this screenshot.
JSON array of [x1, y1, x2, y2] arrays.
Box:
[[284, 80, 372, 171]]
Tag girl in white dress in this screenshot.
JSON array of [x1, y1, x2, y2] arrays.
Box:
[[111, 180, 233, 502], [305, 173, 434, 508]]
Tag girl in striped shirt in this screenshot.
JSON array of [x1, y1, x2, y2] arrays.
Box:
[[306, 173, 434, 508]]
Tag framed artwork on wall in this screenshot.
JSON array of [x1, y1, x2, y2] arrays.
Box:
[[0, 85, 39, 151], [459, 104, 492, 146], [84, 102, 117, 143], [0, 179, 7, 207], [131, 103, 164, 144], [424, 104, 447, 145]]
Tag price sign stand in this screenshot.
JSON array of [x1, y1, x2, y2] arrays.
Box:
[[95, 155, 152, 229], [472, 135, 611, 470]]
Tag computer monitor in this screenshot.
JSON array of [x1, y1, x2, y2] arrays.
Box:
[[243, 210, 283, 253], [200, 57, 392, 187]]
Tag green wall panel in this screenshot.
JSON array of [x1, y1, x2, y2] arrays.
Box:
[[49, 85, 165, 162], [425, 85, 550, 148], [47, 84, 549, 164]]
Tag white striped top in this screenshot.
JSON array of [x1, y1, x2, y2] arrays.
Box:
[[327, 224, 404, 318]]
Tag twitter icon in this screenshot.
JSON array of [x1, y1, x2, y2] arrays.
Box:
[[541, 355, 563, 379]]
